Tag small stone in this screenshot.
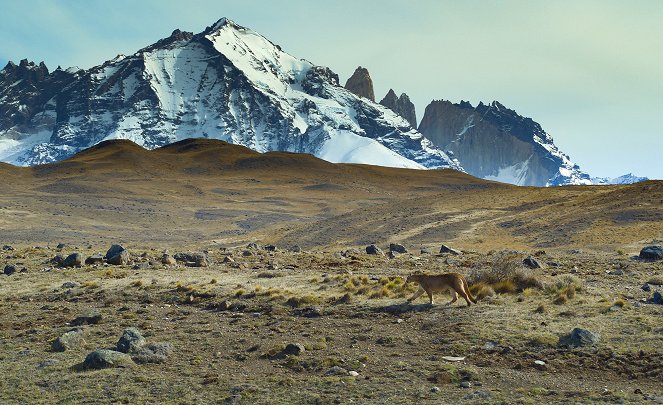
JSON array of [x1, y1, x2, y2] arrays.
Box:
[[62, 253, 83, 268], [608, 269, 624, 276], [85, 254, 104, 265], [56, 243, 66, 249], [609, 305, 622, 312], [161, 254, 177, 266], [641, 283, 652, 292], [558, 328, 600, 348], [242, 250, 253, 257], [647, 291, 663, 305], [396, 318, 404, 324], [3, 264, 17, 275], [52, 330, 85, 352], [264, 245, 278, 252], [523, 256, 542, 269], [439, 244, 461, 255], [223, 256, 235, 264], [116, 328, 146, 353], [348, 371, 359, 377], [71, 309, 102, 326], [62, 281, 80, 289], [82, 349, 134, 369], [282, 343, 305, 356], [288, 245, 302, 253], [420, 247, 433, 254], [460, 381, 472, 388], [2, 245, 14, 251], [639, 246, 663, 261], [365, 244, 383, 255], [534, 360, 547, 370], [325, 366, 348, 376], [131, 342, 172, 364], [389, 243, 407, 254], [431, 386, 441, 393]]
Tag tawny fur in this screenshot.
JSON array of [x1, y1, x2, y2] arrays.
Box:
[[405, 272, 477, 306]]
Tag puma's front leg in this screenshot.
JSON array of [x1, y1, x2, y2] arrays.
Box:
[[407, 287, 425, 303], [427, 289, 435, 305]]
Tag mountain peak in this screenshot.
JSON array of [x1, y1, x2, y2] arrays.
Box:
[[379, 89, 417, 128], [206, 17, 244, 34], [344, 66, 375, 101]]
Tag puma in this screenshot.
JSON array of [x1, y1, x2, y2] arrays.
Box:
[[405, 272, 477, 306]]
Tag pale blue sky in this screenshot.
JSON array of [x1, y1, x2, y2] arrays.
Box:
[[2, 0, 662, 179]]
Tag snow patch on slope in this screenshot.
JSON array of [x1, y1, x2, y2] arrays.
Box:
[[319, 131, 424, 169]]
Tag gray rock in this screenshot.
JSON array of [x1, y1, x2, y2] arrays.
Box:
[[642, 283, 652, 292], [105, 244, 126, 259], [325, 365, 348, 376], [222, 255, 235, 263], [174, 252, 210, 267], [639, 246, 663, 261], [161, 254, 176, 265], [71, 309, 102, 326], [288, 245, 302, 253], [116, 328, 146, 353], [439, 244, 461, 255], [420, 247, 433, 254], [246, 243, 261, 250], [37, 359, 59, 369], [62, 253, 83, 267], [558, 328, 600, 348], [108, 249, 129, 265], [131, 342, 172, 364], [242, 250, 253, 257], [83, 349, 134, 369], [460, 381, 472, 388], [463, 391, 492, 401], [431, 386, 441, 393], [523, 256, 542, 269], [647, 291, 663, 305], [389, 243, 408, 254], [51, 255, 65, 266], [52, 329, 85, 352], [62, 281, 80, 289], [282, 343, 305, 356], [365, 244, 383, 255], [85, 254, 104, 265], [264, 245, 278, 252], [2, 245, 14, 251], [56, 243, 66, 249], [3, 264, 17, 275]]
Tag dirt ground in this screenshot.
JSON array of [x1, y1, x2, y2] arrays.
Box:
[[1, 140, 662, 404]]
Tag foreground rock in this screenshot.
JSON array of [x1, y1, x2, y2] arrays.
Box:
[[174, 252, 210, 267], [52, 330, 85, 352], [558, 328, 600, 348], [116, 328, 146, 353], [639, 246, 663, 261], [3, 264, 17, 275], [523, 256, 542, 269], [389, 243, 408, 254], [106, 244, 129, 265], [131, 342, 173, 364], [83, 349, 134, 369], [366, 245, 383, 255], [62, 253, 83, 268], [85, 254, 104, 265], [71, 309, 102, 326], [439, 244, 461, 255]]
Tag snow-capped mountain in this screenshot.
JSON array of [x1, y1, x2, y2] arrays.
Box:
[[591, 173, 648, 185], [0, 18, 461, 170], [418, 100, 592, 186]]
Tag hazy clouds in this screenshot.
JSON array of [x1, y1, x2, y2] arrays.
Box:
[[1, 0, 661, 178]]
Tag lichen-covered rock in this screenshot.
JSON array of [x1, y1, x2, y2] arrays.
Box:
[[116, 328, 146, 353], [52, 329, 85, 352], [83, 349, 134, 369]]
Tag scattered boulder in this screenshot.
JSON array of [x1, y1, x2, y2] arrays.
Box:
[[282, 343, 305, 356], [62, 253, 83, 268], [325, 365, 348, 376], [62, 281, 80, 289], [246, 243, 261, 250], [421, 247, 433, 254], [2, 245, 14, 251], [439, 244, 461, 255], [51, 255, 65, 266], [647, 291, 663, 305], [642, 283, 652, 292], [523, 256, 542, 269], [161, 254, 176, 266], [342, 248, 361, 258], [264, 245, 278, 252], [288, 245, 302, 253], [640, 246, 663, 261], [389, 243, 407, 254], [82, 349, 134, 369], [52, 330, 85, 352], [56, 243, 66, 249], [460, 381, 472, 388], [242, 250, 253, 257], [223, 256, 235, 264], [106, 245, 129, 265], [85, 254, 104, 265], [558, 328, 600, 348], [174, 252, 210, 267], [3, 264, 17, 276], [116, 328, 146, 353], [131, 342, 173, 364], [366, 245, 383, 255], [71, 309, 102, 326]]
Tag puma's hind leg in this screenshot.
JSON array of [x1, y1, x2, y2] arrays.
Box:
[[427, 289, 435, 305], [407, 287, 425, 303], [447, 290, 458, 305], [458, 284, 473, 306]]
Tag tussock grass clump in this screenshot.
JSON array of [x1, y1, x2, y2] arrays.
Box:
[[131, 279, 143, 288], [547, 274, 583, 304], [469, 251, 543, 295], [285, 295, 320, 308], [234, 288, 246, 297]]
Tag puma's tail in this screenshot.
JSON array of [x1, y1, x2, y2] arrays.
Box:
[[463, 277, 477, 304]]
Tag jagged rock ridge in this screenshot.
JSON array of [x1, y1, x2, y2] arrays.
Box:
[[0, 19, 460, 171], [418, 99, 592, 186], [379, 89, 417, 128], [344, 66, 375, 102]]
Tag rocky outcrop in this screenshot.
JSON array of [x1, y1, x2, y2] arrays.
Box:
[[380, 89, 417, 128], [344, 66, 375, 101], [418, 100, 591, 186]]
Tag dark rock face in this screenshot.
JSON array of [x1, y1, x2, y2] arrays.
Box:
[[389, 243, 408, 254], [639, 246, 663, 261], [558, 328, 600, 348], [418, 100, 590, 186], [366, 245, 383, 255], [523, 256, 542, 269], [3, 264, 17, 275], [344, 66, 375, 101], [62, 253, 83, 267], [380, 89, 417, 128]]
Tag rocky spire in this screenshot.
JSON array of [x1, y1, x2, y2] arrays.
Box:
[[379, 89, 417, 128], [344, 66, 375, 101]]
